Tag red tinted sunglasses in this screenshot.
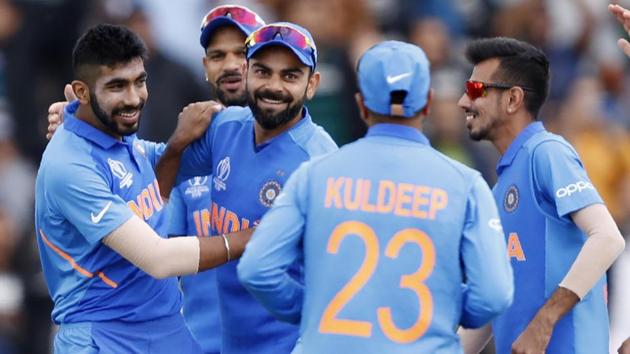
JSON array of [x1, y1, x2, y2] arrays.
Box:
[[465, 80, 534, 100], [200, 5, 262, 29], [246, 24, 315, 51]]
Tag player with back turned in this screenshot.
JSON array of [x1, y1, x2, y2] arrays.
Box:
[[238, 40, 514, 354]]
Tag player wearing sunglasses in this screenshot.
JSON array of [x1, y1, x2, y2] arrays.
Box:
[[155, 22, 337, 354], [166, 6, 265, 354], [457, 37, 624, 354]]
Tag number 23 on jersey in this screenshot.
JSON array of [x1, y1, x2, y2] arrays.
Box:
[[318, 220, 436, 344]]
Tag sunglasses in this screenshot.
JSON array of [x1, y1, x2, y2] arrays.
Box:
[[246, 24, 316, 52], [200, 5, 263, 30], [465, 80, 535, 100]]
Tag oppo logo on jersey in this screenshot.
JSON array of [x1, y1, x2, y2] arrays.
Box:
[[127, 179, 165, 220], [555, 181, 594, 198]]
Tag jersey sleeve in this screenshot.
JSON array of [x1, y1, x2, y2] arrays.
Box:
[[532, 140, 603, 219], [237, 161, 310, 324], [460, 175, 514, 328], [176, 120, 216, 183], [167, 185, 188, 236], [137, 139, 166, 170], [47, 159, 134, 245]]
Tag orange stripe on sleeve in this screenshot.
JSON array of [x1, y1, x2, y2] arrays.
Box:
[[39, 229, 118, 288]]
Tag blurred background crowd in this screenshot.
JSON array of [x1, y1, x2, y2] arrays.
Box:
[[0, 0, 629, 353]]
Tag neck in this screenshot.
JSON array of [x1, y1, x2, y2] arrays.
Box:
[[75, 104, 122, 140], [253, 108, 304, 145], [491, 113, 534, 155]]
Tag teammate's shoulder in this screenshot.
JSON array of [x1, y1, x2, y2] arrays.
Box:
[[291, 122, 338, 158], [527, 132, 577, 159], [213, 106, 253, 126], [429, 147, 482, 181]]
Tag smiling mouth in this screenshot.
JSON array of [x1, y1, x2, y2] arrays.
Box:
[[115, 110, 140, 124], [465, 110, 479, 123]]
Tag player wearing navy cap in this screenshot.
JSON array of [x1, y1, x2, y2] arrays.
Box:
[[35, 24, 252, 354], [238, 40, 513, 354], [156, 22, 337, 354], [457, 37, 625, 354], [168, 6, 265, 354]]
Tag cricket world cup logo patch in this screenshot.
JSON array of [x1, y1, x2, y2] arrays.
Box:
[[108, 158, 133, 189], [259, 180, 282, 208], [213, 157, 231, 191], [504, 185, 519, 212], [185, 176, 210, 199]]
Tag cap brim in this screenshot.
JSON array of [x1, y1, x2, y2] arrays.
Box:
[[200, 17, 252, 48], [247, 40, 314, 68]]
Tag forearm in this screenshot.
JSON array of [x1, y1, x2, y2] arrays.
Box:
[[155, 142, 185, 200], [198, 228, 254, 270], [458, 325, 493, 354], [103, 215, 254, 278], [560, 204, 625, 298]]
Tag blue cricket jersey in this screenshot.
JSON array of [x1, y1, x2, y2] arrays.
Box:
[[492, 121, 607, 354], [238, 124, 514, 354], [34, 101, 182, 324], [176, 106, 338, 354], [169, 176, 221, 354]]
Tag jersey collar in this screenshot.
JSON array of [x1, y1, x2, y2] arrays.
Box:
[[63, 100, 135, 149], [496, 121, 545, 175], [366, 123, 430, 145]]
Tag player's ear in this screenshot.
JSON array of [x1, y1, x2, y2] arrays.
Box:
[[71, 80, 90, 104], [354, 92, 369, 124], [305, 70, 320, 100]]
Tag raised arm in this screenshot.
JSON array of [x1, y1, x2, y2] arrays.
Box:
[[609, 3, 630, 57], [156, 101, 222, 199]]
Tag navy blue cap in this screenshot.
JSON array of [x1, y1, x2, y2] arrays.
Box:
[[199, 5, 265, 49], [246, 22, 317, 69]]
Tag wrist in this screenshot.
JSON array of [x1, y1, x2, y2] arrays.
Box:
[[166, 138, 187, 154]]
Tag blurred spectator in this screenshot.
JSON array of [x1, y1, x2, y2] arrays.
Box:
[[1, 0, 87, 162], [555, 76, 630, 226]]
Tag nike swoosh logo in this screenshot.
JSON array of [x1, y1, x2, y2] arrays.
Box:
[[386, 72, 412, 84], [91, 201, 112, 224]]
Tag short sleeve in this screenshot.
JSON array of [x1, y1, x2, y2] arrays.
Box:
[[532, 140, 603, 218], [136, 139, 166, 170], [176, 120, 216, 183], [48, 160, 134, 244]]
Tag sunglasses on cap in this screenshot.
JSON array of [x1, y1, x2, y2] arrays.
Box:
[[200, 5, 263, 30], [465, 80, 535, 100], [246, 24, 316, 52]]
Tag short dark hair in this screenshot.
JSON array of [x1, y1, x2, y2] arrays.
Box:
[[72, 24, 147, 82], [465, 37, 549, 118]]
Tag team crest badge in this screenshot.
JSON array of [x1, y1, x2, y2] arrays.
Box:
[[504, 185, 519, 212], [213, 157, 231, 191], [259, 180, 282, 208], [108, 158, 133, 189], [185, 176, 210, 199]]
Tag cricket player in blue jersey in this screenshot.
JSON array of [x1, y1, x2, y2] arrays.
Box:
[[156, 22, 338, 354], [35, 24, 252, 354], [167, 6, 265, 353], [237, 40, 514, 354], [457, 37, 625, 354]]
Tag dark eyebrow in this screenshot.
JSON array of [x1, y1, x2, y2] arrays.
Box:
[[281, 67, 304, 76], [104, 72, 147, 86], [251, 62, 271, 71]]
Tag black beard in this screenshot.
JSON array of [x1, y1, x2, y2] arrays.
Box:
[[248, 89, 305, 130], [215, 87, 248, 107], [90, 93, 143, 136]]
